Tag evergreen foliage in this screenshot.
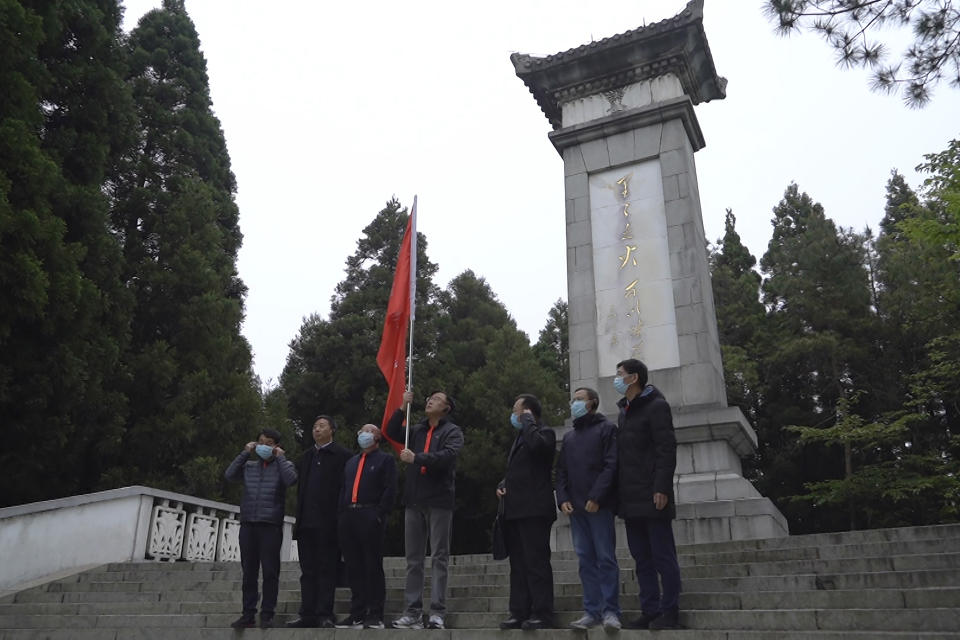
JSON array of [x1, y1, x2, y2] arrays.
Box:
[[0, 0, 133, 505], [712, 153, 960, 532], [708, 210, 764, 423], [102, 0, 261, 499], [764, 1, 960, 106], [533, 299, 570, 394]]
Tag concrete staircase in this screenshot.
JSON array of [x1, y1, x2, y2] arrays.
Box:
[[1, 523, 959, 639]]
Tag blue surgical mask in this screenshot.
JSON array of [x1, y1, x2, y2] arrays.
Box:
[[570, 399, 589, 419], [510, 413, 522, 430], [357, 431, 375, 449], [613, 376, 631, 395], [255, 444, 273, 460]]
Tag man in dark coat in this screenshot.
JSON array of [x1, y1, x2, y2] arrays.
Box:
[[336, 424, 397, 630], [497, 394, 557, 631], [224, 428, 298, 629], [615, 358, 682, 630], [556, 387, 620, 631], [287, 415, 352, 628], [387, 390, 464, 630]]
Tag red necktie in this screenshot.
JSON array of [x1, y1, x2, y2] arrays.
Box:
[[420, 426, 435, 475], [351, 452, 367, 503]]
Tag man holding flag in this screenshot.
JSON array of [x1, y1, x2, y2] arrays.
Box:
[[386, 390, 463, 629], [375, 197, 465, 630]]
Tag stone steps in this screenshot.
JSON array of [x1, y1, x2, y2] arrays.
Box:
[[0, 523, 956, 637], [4, 587, 957, 615], [1, 607, 959, 632], [1, 631, 959, 640], [27, 551, 957, 592]]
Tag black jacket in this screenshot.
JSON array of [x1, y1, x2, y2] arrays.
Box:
[[339, 448, 397, 522], [293, 441, 352, 539], [225, 450, 298, 525], [500, 413, 557, 521], [616, 385, 677, 520], [556, 411, 618, 512], [385, 409, 464, 510]]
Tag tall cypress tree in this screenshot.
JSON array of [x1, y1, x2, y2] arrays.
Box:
[[532, 300, 569, 394], [0, 0, 133, 505], [757, 184, 875, 532], [709, 209, 765, 423], [109, 0, 259, 498]]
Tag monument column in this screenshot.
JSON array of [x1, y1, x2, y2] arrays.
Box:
[[513, 0, 787, 544]]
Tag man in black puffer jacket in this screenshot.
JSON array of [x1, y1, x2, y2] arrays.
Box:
[[614, 358, 682, 631], [225, 428, 298, 629], [556, 387, 620, 631], [386, 390, 463, 630]]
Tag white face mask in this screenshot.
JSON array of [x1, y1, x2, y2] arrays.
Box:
[[357, 431, 375, 449]]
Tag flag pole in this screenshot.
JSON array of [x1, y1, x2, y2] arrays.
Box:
[[404, 196, 418, 450]]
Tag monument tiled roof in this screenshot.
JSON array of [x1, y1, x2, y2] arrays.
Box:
[[511, 0, 726, 130]]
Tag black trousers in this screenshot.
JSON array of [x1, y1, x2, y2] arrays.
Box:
[[338, 507, 386, 621], [504, 516, 554, 621], [239, 522, 283, 617], [296, 526, 340, 621]]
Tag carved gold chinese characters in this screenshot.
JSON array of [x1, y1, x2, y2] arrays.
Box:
[[615, 175, 643, 344]]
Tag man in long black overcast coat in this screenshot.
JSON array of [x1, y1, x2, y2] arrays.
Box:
[[496, 393, 557, 631], [287, 415, 352, 628]]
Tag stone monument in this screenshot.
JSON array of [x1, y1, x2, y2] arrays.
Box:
[[512, 0, 788, 544]]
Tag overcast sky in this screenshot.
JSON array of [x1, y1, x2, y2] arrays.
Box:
[[121, 1, 960, 387]]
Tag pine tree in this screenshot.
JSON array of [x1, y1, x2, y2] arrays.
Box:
[[757, 184, 875, 531], [764, 1, 960, 106], [709, 209, 765, 422], [532, 300, 569, 394], [109, 0, 259, 498], [0, 0, 134, 505]]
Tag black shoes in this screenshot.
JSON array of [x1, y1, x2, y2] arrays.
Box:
[[230, 614, 256, 629], [336, 616, 365, 629], [286, 617, 317, 628], [626, 612, 660, 629], [260, 615, 275, 629], [648, 609, 681, 630], [521, 618, 551, 630], [317, 618, 336, 628], [500, 617, 524, 630]]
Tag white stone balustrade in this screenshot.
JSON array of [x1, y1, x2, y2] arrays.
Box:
[[0, 486, 295, 592]]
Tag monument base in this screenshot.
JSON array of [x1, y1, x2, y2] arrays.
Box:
[[553, 497, 788, 551], [551, 404, 789, 550]]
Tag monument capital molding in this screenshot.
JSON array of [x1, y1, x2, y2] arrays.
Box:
[[547, 95, 706, 155], [511, 0, 726, 130]]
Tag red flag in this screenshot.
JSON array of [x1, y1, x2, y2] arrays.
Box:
[[377, 199, 417, 453]]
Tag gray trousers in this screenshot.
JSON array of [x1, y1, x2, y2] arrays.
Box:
[[403, 505, 453, 616]]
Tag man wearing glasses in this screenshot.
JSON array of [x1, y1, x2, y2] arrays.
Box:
[[386, 389, 464, 630]]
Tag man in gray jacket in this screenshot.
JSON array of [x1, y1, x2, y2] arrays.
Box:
[[225, 428, 297, 629], [387, 390, 463, 630]]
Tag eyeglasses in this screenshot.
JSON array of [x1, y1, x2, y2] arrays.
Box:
[[425, 395, 448, 406]]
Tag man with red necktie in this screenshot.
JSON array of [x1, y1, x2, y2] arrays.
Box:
[[335, 424, 397, 630]]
